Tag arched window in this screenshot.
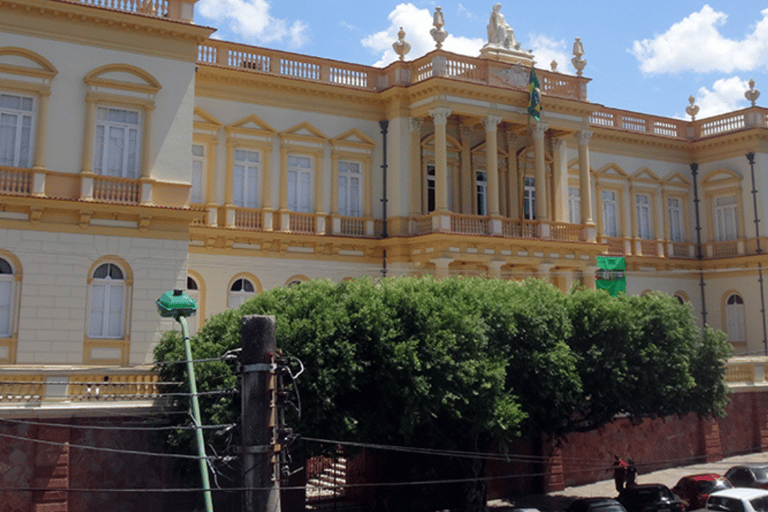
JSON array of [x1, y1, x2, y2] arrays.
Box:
[[0, 258, 15, 337], [726, 293, 746, 343], [187, 276, 200, 336], [88, 263, 126, 339], [229, 278, 255, 308]]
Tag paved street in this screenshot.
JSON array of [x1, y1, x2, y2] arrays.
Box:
[[490, 451, 768, 512]]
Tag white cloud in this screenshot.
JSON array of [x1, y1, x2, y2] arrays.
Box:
[[361, 3, 483, 67], [527, 34, 573, 74], [197, 0, 309, 48], [687, 76, 750, 119], [630, 6, 768, 74]]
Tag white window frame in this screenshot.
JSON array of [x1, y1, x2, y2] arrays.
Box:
[[524, 176, 536, 220], [191, 143, 205, 205], [0, 92, 35, 168], [726, 293, 746, 343], [88, 263, 127, 339], [0, 258, 15, 338], [93, 106, 142, 179], [635, 193, 653, 240], [476, 170, 487, 216], [338, 160, 362, 217], [667, 197, 684, 242], [229, 277, 256, 309], [569, 186, 581, 224], [287, 154, 312, 213], [602, 190, 619, 238], [714, 195, 738, 241], [233, 148, 261, 209]]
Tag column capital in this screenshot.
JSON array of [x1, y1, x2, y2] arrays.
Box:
[[429, 107, 452, 125], [552, 137, 568, 152], [576, 130, 593, 145], [483, 115, 502, 132], [530, 122, 549, 139], [459, 125, 473, 140], [409, 117, 423, 133]]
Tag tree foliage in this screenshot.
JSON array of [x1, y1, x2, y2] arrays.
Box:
[[153, 276, 732, 510]]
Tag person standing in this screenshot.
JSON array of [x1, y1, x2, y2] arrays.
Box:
[[626, 459, 638, 487], [613, 455, 627, 492]]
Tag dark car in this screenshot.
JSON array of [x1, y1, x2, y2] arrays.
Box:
[[567, 498, 628, 512], [617, 483, 686, 512], [724, 465, 768, 490], [672, 473, 733, 510]]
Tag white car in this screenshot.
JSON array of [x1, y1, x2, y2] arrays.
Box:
[[700, 488, 768, 512]]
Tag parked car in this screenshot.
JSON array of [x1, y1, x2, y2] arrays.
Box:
[[617, 483, 685, 512], [672, 474, 733, 510], [724, 465, 768, 490], [567, 498, 628, 512], [703, 488, 768, 512]]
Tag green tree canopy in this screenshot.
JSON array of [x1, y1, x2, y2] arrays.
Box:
[[153, 276, 732, 511]]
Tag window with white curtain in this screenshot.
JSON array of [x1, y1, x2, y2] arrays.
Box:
[[602, 190, 619, 237], [88, 263, 126, 339], [635, 193, 653, 240], [93, 106, 141, 178], [287, 155, 312, 212], [569, 186, 581, 224], [229, 278, 255, 309], [714, 195, 738, 241], [233, 148, 260, 209], [338, 160, 362, 217], [476, 170, 487, 216], [524, 176, 535, 220], [191, 144, 205, 204], [0, 93, 35, 168], [0, 258, 14, 338], [726, 293, 746, 343], [668, 197, 684, 242]]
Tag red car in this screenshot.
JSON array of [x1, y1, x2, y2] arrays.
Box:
[[671, 473, 733, 510]]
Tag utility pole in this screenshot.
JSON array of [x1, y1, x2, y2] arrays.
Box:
[[241, 315, 281, 512]]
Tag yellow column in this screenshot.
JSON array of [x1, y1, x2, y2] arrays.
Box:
[[81, 95, 97, 174], [330, 152, 339, 215], [506, 131, 519, 219], [484, 116, 501, 216], [364, 155, 373, 217], [552, 138, 568, 222], [315, 147, 325, 215], [460, 126, 472, 214], [409, 118, 423, 216], [225, 142, 235, 206], [429, 107, 451, 212], [141, 105, 154, 179], [32, 89, 50, 171], [279, 146, 288, 211], [204, 138, 217, 206], [577, 130, 594, 225], [531, 122, 549, 220]]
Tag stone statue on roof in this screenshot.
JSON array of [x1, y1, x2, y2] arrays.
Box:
[[486, 4, 520, 50]]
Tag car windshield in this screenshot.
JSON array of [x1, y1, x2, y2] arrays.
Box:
[[708, 496, 744, 512], [750, 497, 768, 512], [698, 480, 733, 493], [633, 489, 663, 504], [754, 468, 768, 481]]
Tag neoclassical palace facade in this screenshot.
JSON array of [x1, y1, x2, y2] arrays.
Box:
[[1, 0, 768, 402]]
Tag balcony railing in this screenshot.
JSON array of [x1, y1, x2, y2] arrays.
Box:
[[0, 167, 33, 196], [62, 0, 170, 18], [234, 207, 265, 231], [92, 175, 141, 204]]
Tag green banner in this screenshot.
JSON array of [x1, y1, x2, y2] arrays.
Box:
[[595, 256, 626, 296]]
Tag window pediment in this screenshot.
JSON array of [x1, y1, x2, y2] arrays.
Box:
[[226, 114, 276, 139], [0, 47, 57, 80], [84, 64, 161, 96]]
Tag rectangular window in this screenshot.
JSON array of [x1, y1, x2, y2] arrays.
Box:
[[191, 144, 205, 204], [0, 93, 34, 168], [233, 148, 260, 208], [569, 186, 581, 224], [667, 197, 684, 242], [602, 190, 619, 237], [93, 106, 141, 178], [714, 195, 738, 241], [0, 278, 11, 337], [427, 164, 435, 213], [524, 176, 535, 220], [476, 170, 487, 216], [635, 193, 653, 240], [338, 160, 362, 217], [287, 155, 312, 212]]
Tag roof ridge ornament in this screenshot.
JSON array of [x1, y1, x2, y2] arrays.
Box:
[[430, 7, 448, 50], [746, 79, 761, 107], [393, 27, 411, 61]]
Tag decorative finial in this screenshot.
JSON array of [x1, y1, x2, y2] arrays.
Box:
[[430, 7, 448, 49], [393, 27, 411, 61], [571, 37, 586, 77], [686, 96, 700, 121], [550, 60, 558, 72], [746, 79, 761, 107]]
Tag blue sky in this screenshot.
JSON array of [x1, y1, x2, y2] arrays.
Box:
[[194, 1, 768, 120]]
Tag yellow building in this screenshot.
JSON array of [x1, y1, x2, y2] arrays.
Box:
[[1, 0, 768, 402]]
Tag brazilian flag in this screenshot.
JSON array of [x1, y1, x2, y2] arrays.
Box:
[[528, 68, 541, 120], [595, 256, 626, 297]]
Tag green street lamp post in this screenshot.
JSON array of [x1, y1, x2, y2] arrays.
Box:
[[157, 289, 214, 512]]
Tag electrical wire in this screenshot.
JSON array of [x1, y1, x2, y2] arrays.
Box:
[[0, 416, 237, 432]]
